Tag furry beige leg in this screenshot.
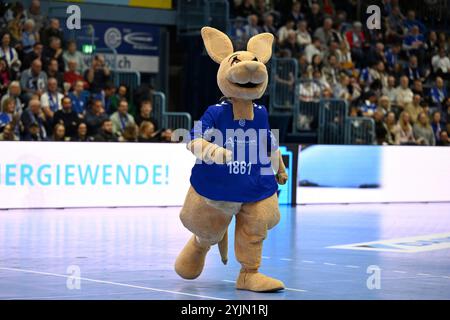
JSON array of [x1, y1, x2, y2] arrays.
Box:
[[234, 192, 284, 292], [175, 186, 233, 279]]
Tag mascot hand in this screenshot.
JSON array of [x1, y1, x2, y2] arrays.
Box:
[[211, 146, 233, 164], [276, 171, 288, 185]]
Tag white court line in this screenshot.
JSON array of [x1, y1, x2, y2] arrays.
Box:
[[262, 256, 270, 259], [442, 276, 450, 279], [345, 265, 360, 269], [302, 260, 315, 264], [393, 270, 407, 274], [280, 258, 292, 261], [0, 267, 227, 300], [323, 263, 336, 266], [417, 273, 431, 277], [222, 280, 307, 293]]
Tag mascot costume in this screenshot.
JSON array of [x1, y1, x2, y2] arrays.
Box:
[[174, 27, 288, 292]]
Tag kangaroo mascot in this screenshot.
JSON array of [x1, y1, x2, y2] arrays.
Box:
[[175, 27, 288, 292]]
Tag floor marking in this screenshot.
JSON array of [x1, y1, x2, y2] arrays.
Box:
[[222, 280, 307, 293], [417, 273, 431, 276], [345, 265, 360, 269], [441, 276, 450, 279], [323, 262, 336, 266], [393, 270, 407, 274], [302, 260, 315, 264], [280, 258, 292, 261], [0, 267, 227, 300], [262, 256, 270, 259]]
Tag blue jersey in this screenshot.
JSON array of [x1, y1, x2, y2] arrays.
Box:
[[190, 101, 278, 203]]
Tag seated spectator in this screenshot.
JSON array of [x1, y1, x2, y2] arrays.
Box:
[[119, 124, 138, 142], [0, 123, 19, 141], [138, 121, 159, 142], [135, 99, 159, 129], [260, 13, 277, 37], [430, 76, 448, 108], [345, 22, 365, 68], [85, 99, 109, 136], [110, 99, 136, 136], [404, 10, 427, 34], [306, 2, 324, 32], [314, 18, 339, 49], [110, 84, 135, 116], [304, 37, 322, 63], [385, 111, 399, 145], [373, 109, 389, 145], [50, 123, 67, 141], [0, 32, 21, 73], [377, 95, 392, 115], [23, 121, 47, 141], [437, 130, 450, 146], [0, 58, 11, 96], [46, 58, 64, 89], [385, 42, 401, 72], [27, 0, 46, 34], [382, 76, 397, 103], [84, 54, 111, 94], [234, 0, 256, 17], [387, 5, 406, 40], [53, 96, 80, 139], [403, 55, 426, 83], [296, 20, 311, 48], [243, 15, 260, 40], [299, 78, 321, 102], [404, 94, 424, 123], [94, 119, 117, 142], [431, 111, 445, 142], [63, 60, 87, 89], [40, 18, 64, 47], [40, 77, 63, 119], [22, 19, 39, 54], [286, 1, 305, 25], [71, 122, 93, 142], [359, 91, 378, 117], [396, 111, 416, 145], [334, 73, 352, 101], [68, 80, 89, 116], [42, 37, 65, 72], [431, 48, 450, 80], [394, 76, 413, 109], [277, 19, 295, 44], [413, 111, 435, 146], [403, 26, 425, 62], [322, 54, 340, 88], [336, 39, 353, 70], [94, 82, 116, 115], [20, 58, 47, 102], [63, 40, 85, 73], [22, 42, 43, 70], [1, 81, 22, 113], [0, 97, 20, 135], [369, 61, 388, 89], [411, 79, 425, 97], [21, 98, 50, 140], [280, 30, 302, 58]]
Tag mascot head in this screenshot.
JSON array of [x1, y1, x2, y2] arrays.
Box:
[[201, 26, 274, 101]]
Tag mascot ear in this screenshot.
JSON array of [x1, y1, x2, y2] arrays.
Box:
[[247, 33, 274, 64], [201, 27, 234, 64]]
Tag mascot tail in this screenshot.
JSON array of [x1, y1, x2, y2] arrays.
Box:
[[218, 229, 228, 265]]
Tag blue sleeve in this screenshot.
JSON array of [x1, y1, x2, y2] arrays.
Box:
[[190, 106, 217, 141]]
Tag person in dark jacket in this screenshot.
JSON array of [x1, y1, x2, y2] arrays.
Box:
[[94, 119, 118, 142], [53, 95, 79, 139]]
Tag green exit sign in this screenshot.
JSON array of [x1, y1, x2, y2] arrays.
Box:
[[82, 44, 96, 54]]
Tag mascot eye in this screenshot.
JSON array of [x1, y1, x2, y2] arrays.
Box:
[[231, 57, 240, 65]]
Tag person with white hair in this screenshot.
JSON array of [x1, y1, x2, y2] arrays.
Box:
[[0, 81, 23, 114], [22, 19, 39, 54]]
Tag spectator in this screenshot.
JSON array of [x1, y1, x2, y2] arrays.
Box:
[[396, 111, 416, 145], [110, 84, 135, 117], [72, 122, 93, 142], [403, 55, 425, 83], [27, 0, 46, 33], [84, 54, 111, 94], [40, 18, 64, 47], [138, 121, 159, 142], [431, 111, 445, 142], [0, 32, 20, 71], [42, 37, 64, 72], [394, 76, 413, 109], [296, 20, 311, 48], [40, 77, 63, 119], [85, 99, 109, 136], [322, 54, 340, 88], [135, 99, 158, 128], [404, 10, 427, 34], [46, 58, 64, 89], [94, 82, 115, 115], [404, 94, 424, 123], [64, 60, 87, 89], [403, 26, 425, 62], [382, 76, 397, 103], [50, 123, 66, 141], [235, 0, 256, 18], [304, 37, 322, 63], [286, 1, 304, 25], [243, 15, 260, 39], [0, 96, 20, 134], [385, 111, 399, 145], [22, 42, 43, 70], [345, 22, 365, 68], [374, 109, 389, 145], [359, 91, 378, 117], [68, 80, 89, 115], [280, 30, 301, 59], [110, 99, 136, 136], [21, 98, 50, 140], [20, 58, 47, 102], [430, 76, 448, 108], [387, 5, 406, 40], [260, 13, 277, 37], [411, 79, 425, 97], [94, 119, 117, 142], [431, 47, 450, 79], [119, 123, 138, 142], [437, 130, 450, 146], [7, 11, 23, 45], [413, 111, 435, 146], [306, 2, 324, 32], [1, 80, 22, 113], [277, 19, 295, 44], [22, 19, 39, 54], [53, 96, 79, 139], [0, 123, 19, 141], [385, 42, 401, 72], [314, 17, 339, 49], [0, 58, 11, 95], [377, 95, 392, 115], [63, 40, 85, 73]]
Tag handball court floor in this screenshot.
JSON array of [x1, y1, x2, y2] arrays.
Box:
[[0, 203, 449, 300]]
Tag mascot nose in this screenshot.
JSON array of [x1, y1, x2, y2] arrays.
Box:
[[244, 62, 259, 72]]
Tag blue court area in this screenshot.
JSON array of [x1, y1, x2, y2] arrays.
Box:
[[0, 203, 449, 300]]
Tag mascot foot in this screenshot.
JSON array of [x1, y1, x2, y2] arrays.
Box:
[[236, 271, 285, 292], [175, 235, 210, 279]]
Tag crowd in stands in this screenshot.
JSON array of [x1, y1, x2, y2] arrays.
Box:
[[0, 0, 173, 143], [230, 0, 450, 146]]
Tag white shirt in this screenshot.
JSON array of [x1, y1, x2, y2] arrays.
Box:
[[431, 55, 450, 73], [41, 92, 64, 112]]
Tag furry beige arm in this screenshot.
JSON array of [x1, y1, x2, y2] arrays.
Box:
[[271, 149, 288, 185], [187, 138, 232, 164]]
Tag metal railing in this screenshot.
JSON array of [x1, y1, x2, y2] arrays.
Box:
[[345, 117, 376, 145], [152, 91, 192, 130], [318, 99, 348, 144], [269, 58, 298, 114]]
